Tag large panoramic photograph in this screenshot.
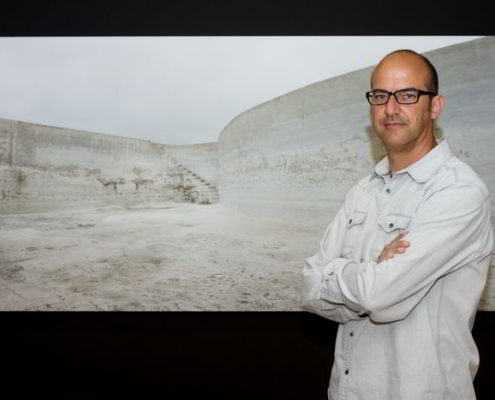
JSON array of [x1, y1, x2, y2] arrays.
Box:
[[1, 36, 493, 311]]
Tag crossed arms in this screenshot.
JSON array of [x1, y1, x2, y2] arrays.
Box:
[[301, 183, 492, 324]]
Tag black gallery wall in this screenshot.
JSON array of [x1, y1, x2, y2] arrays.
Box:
[[1, 312, 493, 399], [2, 2, 493, 399]]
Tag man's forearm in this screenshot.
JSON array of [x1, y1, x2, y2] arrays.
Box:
[[301, 256, 366, 323]]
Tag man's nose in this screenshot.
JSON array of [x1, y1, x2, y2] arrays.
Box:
[[385, 95, 401, 115]]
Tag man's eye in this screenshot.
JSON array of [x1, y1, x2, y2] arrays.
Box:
[[401, 92, 418, 100], [373, 93, 388, 100]]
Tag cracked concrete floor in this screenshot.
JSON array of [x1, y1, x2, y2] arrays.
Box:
[[0, 203, 322, 311]]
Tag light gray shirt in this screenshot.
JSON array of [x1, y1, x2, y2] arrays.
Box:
[[301, 140, 493, 400]]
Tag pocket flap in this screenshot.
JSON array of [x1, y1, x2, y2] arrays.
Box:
[[378, 214, 411, 233], [346, 211, 367, 228]]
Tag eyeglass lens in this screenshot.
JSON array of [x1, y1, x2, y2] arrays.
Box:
[[369, 90, 419, 104]]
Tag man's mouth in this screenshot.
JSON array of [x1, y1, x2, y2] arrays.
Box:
[[383, 120, 406, 128]]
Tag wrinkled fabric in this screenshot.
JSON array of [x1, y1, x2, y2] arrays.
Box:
[[301, 140, 493, 400]]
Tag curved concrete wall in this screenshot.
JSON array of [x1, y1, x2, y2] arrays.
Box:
[[218, 37, 495, 229], [217, 37, 495, 311], [0, 119, 218, 213]]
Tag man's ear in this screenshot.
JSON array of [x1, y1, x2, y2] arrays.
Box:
[[430, 95, 444, 120]]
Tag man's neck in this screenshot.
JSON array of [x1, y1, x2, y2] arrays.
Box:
[[387, 134, 437, 172]]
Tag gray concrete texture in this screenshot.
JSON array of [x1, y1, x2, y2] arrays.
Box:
[[0, 119, 218, 213], [218, 37, 495, 229], [217, 37, 495, 310], [0, 37, 494, 310]]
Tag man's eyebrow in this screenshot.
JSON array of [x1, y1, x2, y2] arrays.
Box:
[[370, 87, 419, 92]]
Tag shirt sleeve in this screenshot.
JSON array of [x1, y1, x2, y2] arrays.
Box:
[[320, 183, 493, 323], [300, 187, 366, 323]]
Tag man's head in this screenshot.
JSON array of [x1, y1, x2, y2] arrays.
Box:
[[370, 49, 439, 94], [368, 50, 444, 154]]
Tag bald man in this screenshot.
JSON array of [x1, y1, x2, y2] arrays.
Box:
[[301, 50, 493, 400]]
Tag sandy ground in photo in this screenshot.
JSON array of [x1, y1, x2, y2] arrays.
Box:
[[0, 203, 324, 311], [1, 202, 493, 311]]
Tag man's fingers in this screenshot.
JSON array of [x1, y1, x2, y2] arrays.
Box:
[[384, 240, 410, 252], [384, 245, 406, 259], [392, 231, 409, 243], [378, 232, 411, 262], [379, 235, 411, 262]]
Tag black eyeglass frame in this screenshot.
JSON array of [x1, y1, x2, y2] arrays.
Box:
[[365, 88, 438, 105]]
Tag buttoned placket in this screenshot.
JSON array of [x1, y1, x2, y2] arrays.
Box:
[[379, 169, 404, 211], [339, 322, 357, 400], [384, 171, 394, 194], [341, 170, 407, 399], [338, 174, 394, 399], [376, 173, 391, 216], [369, 171, 410, 261]]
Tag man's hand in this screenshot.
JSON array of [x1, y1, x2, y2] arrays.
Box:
[[378, 231, 410, 263]]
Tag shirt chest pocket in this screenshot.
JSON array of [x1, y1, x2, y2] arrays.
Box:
[[346, 211, 368, 231], [378, 213, 412, 235], [342, 211, 368, 258], [367, 214, 412, 262]]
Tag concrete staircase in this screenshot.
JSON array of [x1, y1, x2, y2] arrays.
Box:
[[166, 155, 219, 204]]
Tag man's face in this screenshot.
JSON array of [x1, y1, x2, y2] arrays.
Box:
[[370, 54, 441, 152]]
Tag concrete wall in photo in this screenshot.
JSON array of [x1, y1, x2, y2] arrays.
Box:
[[0, 37, 493, 310], [0, 119, 218, 214], [217, 37, 495, 230], [216, 37, 495, 311]]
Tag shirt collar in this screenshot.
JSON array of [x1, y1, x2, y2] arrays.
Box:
[[373, 140, 454, 183]]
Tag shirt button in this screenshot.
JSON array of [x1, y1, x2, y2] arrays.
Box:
[[386, 188, 391, 193], [389, 223, 394, 228], [348, 219, 352, 224], [350, 331, 354, 337], [345, 369, 349, 375]]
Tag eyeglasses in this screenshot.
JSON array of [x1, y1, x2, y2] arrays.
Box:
[[365, 88, 437, 105]]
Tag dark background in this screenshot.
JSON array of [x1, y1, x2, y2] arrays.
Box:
[[1, 311, 493, 398], [1, 0, 494, 36], [2, 1, 493, 398]]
